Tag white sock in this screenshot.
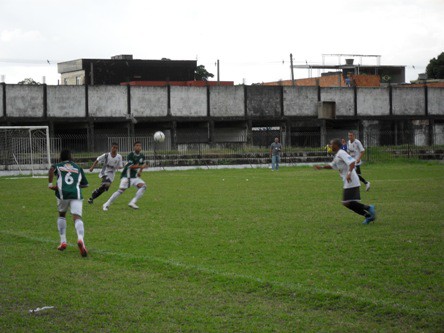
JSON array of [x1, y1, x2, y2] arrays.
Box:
[[132, 185, 146, 203], [57, 217, 67, 243], [74, 219, 84, 242], [106, 189, 123, 206]]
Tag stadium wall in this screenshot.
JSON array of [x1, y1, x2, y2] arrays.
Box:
[[88, 86, 128, 118], [320, 87, 354, 117], [170, 86, 207, 117], [392, 87, 425, 116], [283, 86, 318, 116], [0, 83, 443, 148], [5, 85, 44, 118], [246, 86, 282, 117], [1, 84, 442, 119], [47, 85, 86, 117], [131, 86, 168, 117], [357, 87, 390, 116], [428, 88, 444, 116], [210, 86, 245, 117]]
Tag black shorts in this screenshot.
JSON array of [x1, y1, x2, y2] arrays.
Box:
[[342, 186, 361, 203]]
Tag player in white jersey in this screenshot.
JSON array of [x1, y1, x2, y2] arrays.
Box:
[[88, 142, 123, 204], [314, 138, 376, 224], [347, 131, 370, 191]]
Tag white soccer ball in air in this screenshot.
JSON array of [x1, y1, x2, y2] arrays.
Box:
[[154, 131, 165, 143]]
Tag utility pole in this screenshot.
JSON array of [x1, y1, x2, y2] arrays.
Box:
[[290, 53, 295, 86], [217, 59, 220, 83]]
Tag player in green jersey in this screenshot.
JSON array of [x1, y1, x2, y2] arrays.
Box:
[[103, 141, 148, 211], [48, 149, 89, 257]]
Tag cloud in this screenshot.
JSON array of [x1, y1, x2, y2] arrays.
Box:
[[1, 29, 44, 43]]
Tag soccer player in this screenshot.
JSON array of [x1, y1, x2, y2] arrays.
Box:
[[314, 138, 376, 225], [270, 137, 282, 171], [48, 149, 89, 256], [88, 142, 123, 204], [102, 141, 148, 211], [347, 131, 371, 191]]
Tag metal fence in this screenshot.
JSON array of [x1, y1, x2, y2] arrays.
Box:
[[50, 129, 443, 162], [1, 129, 443, 172]]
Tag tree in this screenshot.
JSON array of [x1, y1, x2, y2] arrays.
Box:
[[194, 65, 214, 81], [17, 78, 41, 85], [426, 52, 444, 79]]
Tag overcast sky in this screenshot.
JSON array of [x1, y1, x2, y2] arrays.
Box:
[[0, 0, 443, 85]]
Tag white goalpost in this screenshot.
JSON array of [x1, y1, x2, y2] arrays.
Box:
[[0, 126, 51, 176]]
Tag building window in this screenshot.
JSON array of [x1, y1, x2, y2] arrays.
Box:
[[64, 78, 68, 85], [76, 76, 81, 85]]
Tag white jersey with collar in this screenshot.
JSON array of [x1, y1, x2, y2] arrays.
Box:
[[347, 139, 365, 166], [330, 149, 360, 189], [97, 152, 123, 181]]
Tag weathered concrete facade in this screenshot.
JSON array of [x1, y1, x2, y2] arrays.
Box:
[[392, 87, 425, 116], [321, 87, 354, 117], [1, 83, 443, 150], [89, 86, 128, 118], [428, 88, 444, 116], [131, 86, 168, 117], [210, 86, 245, 117], [170, 86, 207, 117], [283, 86, 318, 117], [357, 87, 390, 116], [6, 85, 44, 118], [47, 85, 85, 117]]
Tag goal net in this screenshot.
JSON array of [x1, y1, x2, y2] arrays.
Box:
[[0, 126, 51, 176]]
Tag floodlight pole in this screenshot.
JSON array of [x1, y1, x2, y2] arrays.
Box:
[[290, 53, 295, 86]]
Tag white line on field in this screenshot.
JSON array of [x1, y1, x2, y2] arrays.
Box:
[[1, 229, 441, 317]]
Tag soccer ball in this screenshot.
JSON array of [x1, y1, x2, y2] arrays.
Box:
[[154, 131, 165, 143]]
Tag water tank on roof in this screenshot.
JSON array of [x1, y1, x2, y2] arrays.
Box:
[[345, 59, 354, 65], [418, 73, 427, 80]]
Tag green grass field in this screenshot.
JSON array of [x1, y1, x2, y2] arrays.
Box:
[[1, 163, 443, 332]]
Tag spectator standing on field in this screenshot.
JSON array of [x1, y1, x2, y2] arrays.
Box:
[[313, 138, 376, 225], [103, 141, 148, 211], [347, 131, 371, 191], [48, 149, 89, 257], [270, 136, 282, 171], [341, 138, 348, 151], [88, 142, 123, 204]]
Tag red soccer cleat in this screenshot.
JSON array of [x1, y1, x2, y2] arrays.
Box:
[[57, 242, 67, 251], [77, 240, 88, 257]]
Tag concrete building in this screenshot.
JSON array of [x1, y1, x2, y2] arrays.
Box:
[[265, 58, 406, 87], [1, 82, 443, 153], [58, 55, 197, 85]]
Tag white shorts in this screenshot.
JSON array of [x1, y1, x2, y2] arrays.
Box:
[[57, 199, 83, 216], [119, 177, 146, 189], [99, 171, 117, 183]]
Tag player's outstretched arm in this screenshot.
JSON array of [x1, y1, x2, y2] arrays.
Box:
[[137, 163, 148, 177], [313, 164, 333, 170], [89, 160, 99, 172]]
